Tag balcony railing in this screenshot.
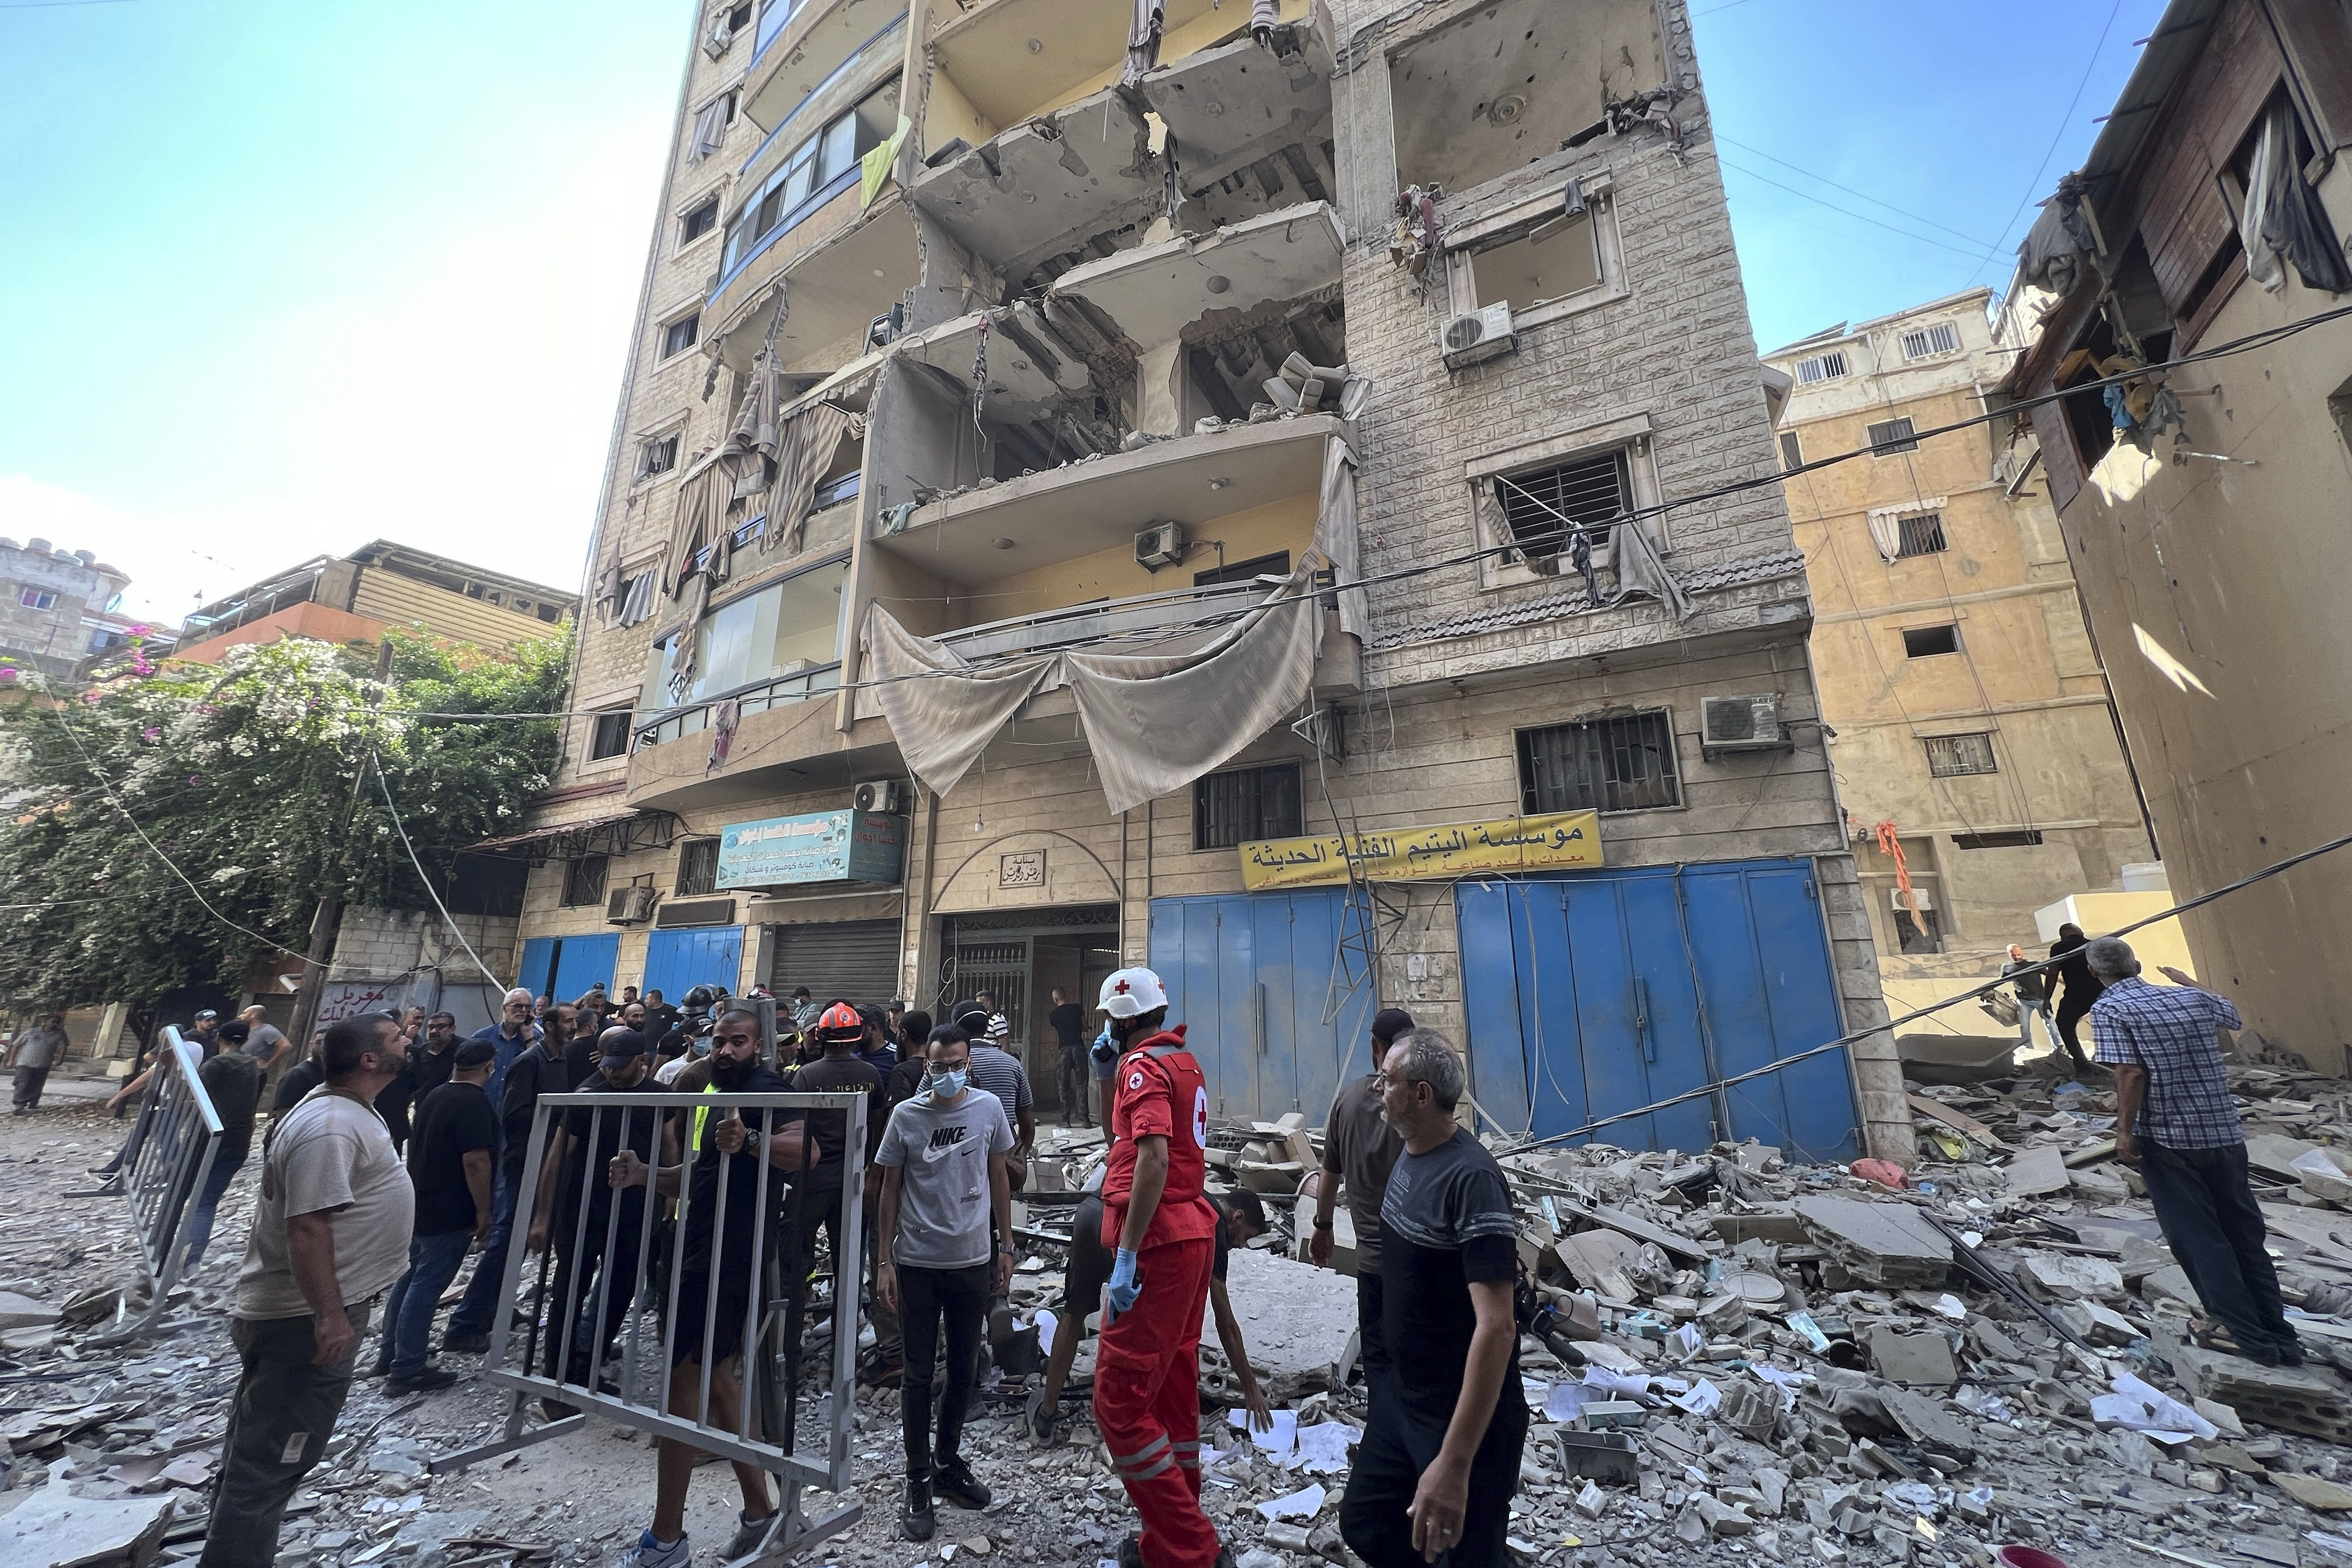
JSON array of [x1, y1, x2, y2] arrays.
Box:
[[936, 578, 1287, 662], [633, 661, 843, 752]]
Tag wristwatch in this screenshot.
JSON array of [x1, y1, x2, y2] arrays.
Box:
[[1312, 1219, 1334, 1231]]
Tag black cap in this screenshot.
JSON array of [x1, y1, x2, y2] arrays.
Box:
[[193, 1009, 219, 1021], [949, 999, 990, 1031], [597, 1027, 650, 1061], [1371, 1007, 1415, 1044], [453, 1038, 498, 1068]]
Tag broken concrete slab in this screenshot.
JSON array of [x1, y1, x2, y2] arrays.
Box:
[[2003, 1144, 2071, 1196], [1207, 1245, 1357, 1394], [2169, 1344, 2352, 1443], [2273, 1473, 2352, 1511], [2, 1480, 175, 1568], [2016, 1252, 2126, 1303], [1793, 1196, 1952, 1289], [1875, 1384, 1978, 1457], [0, 1289, 57, 1331], [2140, 1264, 2203, 1311], [1863, 1325, 1958, 1388]]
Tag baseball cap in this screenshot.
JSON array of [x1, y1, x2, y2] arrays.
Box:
[[1371, 1007, 1416, 1044], [193, 1009, 219, 1021], [453, 1038, 498, 1068], [597, 1027, 650, 1061]]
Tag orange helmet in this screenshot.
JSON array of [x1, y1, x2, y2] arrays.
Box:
[[814, 1002, 865, 1042]]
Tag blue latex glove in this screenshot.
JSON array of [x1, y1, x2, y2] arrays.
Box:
[[1104, 1247, 1142, 1323]]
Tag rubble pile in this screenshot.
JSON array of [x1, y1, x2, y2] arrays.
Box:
[[9, 1059, 2352, 1568]]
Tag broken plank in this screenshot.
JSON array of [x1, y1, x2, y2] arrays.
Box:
[[1906, 1093, 2014, 1152], [1547, 1196, 1712, 1264]]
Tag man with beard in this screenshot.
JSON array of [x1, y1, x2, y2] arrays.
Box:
[[605, 1007, 811, 1568], [525, 1028, 665, 1392]]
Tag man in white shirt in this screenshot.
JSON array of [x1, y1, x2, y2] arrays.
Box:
[[198, 1013, 414, 1568]]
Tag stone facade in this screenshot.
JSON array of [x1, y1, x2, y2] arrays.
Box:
[[513, 0, 1908, 1159], [0, 536, 131, 678]]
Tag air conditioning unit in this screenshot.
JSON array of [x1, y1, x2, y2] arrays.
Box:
[[605, 885, 658, 925], [1135, 521, 1185, 572], [854, 779, 906, 815], [1890, 886, 1936, 912], [1699, 695, 1794, 760], [1441, 302, 1516, 369]]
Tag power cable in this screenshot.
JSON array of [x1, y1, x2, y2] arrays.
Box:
[[1719, 157, 1999, 261], [368, 752, 508, 992], [1967, 0, 2127, 286], [1517, 824, 2352, 1152], [1715, 135, 2000, 248]]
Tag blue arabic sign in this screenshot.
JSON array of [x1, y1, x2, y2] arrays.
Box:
[[716, 808, 905, 890]]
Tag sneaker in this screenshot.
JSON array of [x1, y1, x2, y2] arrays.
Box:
[[617, 1529, 692, 1568], [442, 1332, 491, 1356], [369, 1348, 394, 1380], [934, 1458, 991, 1511], [1024, 1388, 1062, 1447], [385, 1366, 460, 1394], [899, 1478, 935, 1542], [1116, 1535, 1145, 1568], [725, 1510, 776, 1559]]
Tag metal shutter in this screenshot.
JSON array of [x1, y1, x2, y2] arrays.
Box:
[[766, 919, 901, 1006]]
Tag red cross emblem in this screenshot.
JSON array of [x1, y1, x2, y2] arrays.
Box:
[[1113, 980, 1130, 994]]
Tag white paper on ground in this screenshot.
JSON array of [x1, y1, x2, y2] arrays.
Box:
[[1230, 1405, 1298, 1458], [1290, 1422, 1358, 1476], [1543, 1381, 1591, 1423], [1670, 1380, 1721, 1416], [1581, 1365, 1657, 1405], [1258, 1483, 1327, 1521], [1752, 1364, 1813, 1409], [1035, 1308, 1058, 1349], [2091, 1370, 2220, 1441]]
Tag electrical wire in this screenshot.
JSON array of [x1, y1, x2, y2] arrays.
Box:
[[1966, 0, 2127, 286], [368, 752, 508, 993], [1718, 157, 2000, 261], [1714, 135, 2000, 249], [1516, 824, 2352, 1152]]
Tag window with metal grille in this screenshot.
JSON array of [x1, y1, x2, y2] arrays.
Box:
[[561, 855, 610, 908], [1901, 321, 1961, 360], [1923, 733, 1997, 776], [1518, 712, 1681, 814], [589, 709, 632, 761], [1193, 763, 1303, 850], [1903, 625, 1960, 657], [676, 838, 720, 897], [660, 313, 699, 359], [1895, 512, 1947, 556], [1492, 450, 1630, 565], [641, 435, 680, 477], [1867, 416, 1919, 454], [681, 198, 719, 244], [1796, 351, 1847, 383], [1779, 432, 1803, 470]]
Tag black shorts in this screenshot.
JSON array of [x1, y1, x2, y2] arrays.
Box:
[[670, 1271, 755, 1367], [1065, 1194, 1111, 1318]]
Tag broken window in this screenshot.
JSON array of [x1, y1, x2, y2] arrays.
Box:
[[1518, 712, 1681, 814], [1194, 551, 1291, 589], [1194, 764, 1303, 850], [640, 435, 681, 478], [681, 197, 720, 246], [1922, 732, 1997, 777], [1492, 450, 1630, 570], [1388, 0, 1662, 193], [1899, 321, 1960, 360], [1866, 417, 1919, 456], [1902, 625, 1960, 658], [677, 838, 721, 897], [1894, 904, 1942, 955], [1894, 512, 1947, 557], [562, 855, 610, 908], [589, 709, 633, 762], [1466, 211, 1601, 317]]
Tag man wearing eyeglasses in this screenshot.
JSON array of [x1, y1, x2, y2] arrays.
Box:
[[1339, 1028, 1523, 1568]]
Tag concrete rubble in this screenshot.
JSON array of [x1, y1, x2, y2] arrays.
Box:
[[10, 1055, 2352, 1568]]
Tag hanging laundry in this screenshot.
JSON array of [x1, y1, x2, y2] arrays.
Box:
[[2241, 98, 2352, 296], [1874, 822, 1917, 917], [708, 698, 741, 772], [1122, 0, 1165, 87]]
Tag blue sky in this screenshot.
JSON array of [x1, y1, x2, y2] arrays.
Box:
[[0, 0, 2165, 622]]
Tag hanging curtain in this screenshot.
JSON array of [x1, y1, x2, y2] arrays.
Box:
[[688, 97, 729, 164], [1122, 0, 1165, 86], [663, 461, 728, 597], [2241, 98, 2352, 296], [1864, 508, 1903, 564], [1314, 437, 1368, 638], [1604, 515, 1693, 621], [764, 401, 857, 558], [665, 573, 712, 703], [863, 612, 1056, 799]]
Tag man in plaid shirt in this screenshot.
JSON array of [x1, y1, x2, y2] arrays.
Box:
[[2090, 937, 2302, 1366]]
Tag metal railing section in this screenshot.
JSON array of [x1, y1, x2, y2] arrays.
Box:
[[936, 576, 1283, 662], [436, 1087, 870, 1559], [83, 1027, 223, 1345]]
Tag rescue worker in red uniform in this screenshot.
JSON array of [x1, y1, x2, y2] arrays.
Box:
[[1091, 967, 1227, 1568]]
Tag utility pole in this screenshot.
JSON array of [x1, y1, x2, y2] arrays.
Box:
[[285, 642, 396, 1056]]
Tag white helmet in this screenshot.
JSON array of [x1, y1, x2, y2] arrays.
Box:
[[1098, 967, 1168, 1019]]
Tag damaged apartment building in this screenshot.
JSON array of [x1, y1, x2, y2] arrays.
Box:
[[496, 0, 1910, 1161]]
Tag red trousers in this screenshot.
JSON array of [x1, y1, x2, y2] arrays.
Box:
[[1092, 1237, 1219, 1568]]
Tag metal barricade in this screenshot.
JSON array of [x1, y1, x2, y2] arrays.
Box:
[[81, 1027, 223, 1345], [435, 1087, 869, 1565]]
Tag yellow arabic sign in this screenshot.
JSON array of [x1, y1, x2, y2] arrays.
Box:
[[1238, 810, 1604, 890]]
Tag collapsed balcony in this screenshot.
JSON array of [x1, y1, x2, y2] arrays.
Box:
[[911, 0, 1334, 294]]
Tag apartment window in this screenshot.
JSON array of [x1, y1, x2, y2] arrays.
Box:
[[1194, 763, 1303, 850], [1796, 351, 1847, 383], [1778, 432, 1803, 470], [1195, 551, 1291, 589], [588, 709, 633, 762], [640, 434, 681, 477], [1493, 450, 1630, 568], [727, 2, 753, 32], [720, 89, 894, 279], [19, 588, 57, 611], [1952, 830, 2044, 849], [1894, 904, 1942, 955], [1901, 321, 1961, 360], [1922, 732, 1997, 777], [677, 838, 722, 897], [1895, 512, 1947, 557], [660, 313, 700, 360], [1903, 624, 1961, 658], [1518, 712, 1681, 814], [537, 602, 562, 623], [561, 855, 610, 908], [681, 197, 720, 245], [1867, 416, 1920, 455]]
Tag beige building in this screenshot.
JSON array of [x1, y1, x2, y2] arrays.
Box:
[[0, 536, 133, 680], [1996, 0, 2352, 1072], [176, 541, 576, 664], [493, 0, 1911, 1160], [1764, 293, 2153, 1010]]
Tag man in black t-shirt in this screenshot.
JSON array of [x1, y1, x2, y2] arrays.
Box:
[[607, 1007, 812, 1568], [1046, 989, 1088, 1126], [186, 1025, 266, 1272], [526, 1028, 666, 1388], [793, 1005, 882, 1283], [1339, 1028, 1523, 1568], [375, 1038, 498, 1392]]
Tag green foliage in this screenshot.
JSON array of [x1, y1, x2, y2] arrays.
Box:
[[0, 623, 570, 1006]]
